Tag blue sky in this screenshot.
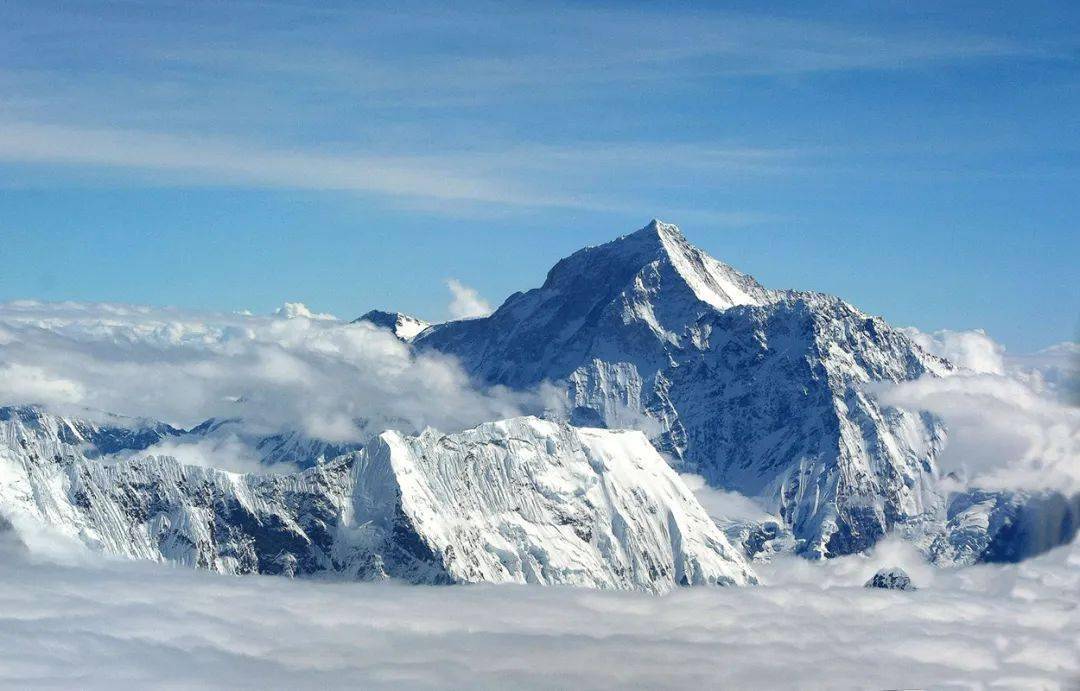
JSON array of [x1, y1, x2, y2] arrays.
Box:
[[0, 1, 1077, 352]]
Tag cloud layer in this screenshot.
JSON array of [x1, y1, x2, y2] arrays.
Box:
[[881, 328, 1080, 493], [0, 529, 1075, 689], [0, 300, 539, 446]]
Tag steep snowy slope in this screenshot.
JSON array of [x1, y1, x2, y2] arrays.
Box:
[[0, 405, 182, 457], [417, 220, 953, 557], [0, 406, 353, 471], [0, 408, 754, 592]]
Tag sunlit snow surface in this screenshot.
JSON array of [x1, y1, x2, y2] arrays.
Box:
[[1, 536, 1075, 689]]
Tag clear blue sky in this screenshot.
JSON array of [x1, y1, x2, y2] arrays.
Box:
[[1, 1, 1077, 352]]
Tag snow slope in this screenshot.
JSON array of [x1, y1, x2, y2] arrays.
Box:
[[0, 407, 753, 592]]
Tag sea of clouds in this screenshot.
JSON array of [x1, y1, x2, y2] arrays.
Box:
[[1, 526, 1076, 690]]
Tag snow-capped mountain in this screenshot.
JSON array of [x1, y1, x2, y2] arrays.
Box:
[[2, 223, 1071, 573], [0, 406, 754, 592], [353, 310, 430, 342], [417, 220, 953, 558]]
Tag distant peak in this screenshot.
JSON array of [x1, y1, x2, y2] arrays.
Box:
[[353, 309, 430, 341], [536, 220, 771, 313]]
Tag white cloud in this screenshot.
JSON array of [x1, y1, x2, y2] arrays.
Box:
[[445, 279, 493, 320], [903, 327, 1006, 374], [877, 373, 1080, 493], [0, 362, 86, 404], [273, 302, 336, 321], [0, 529, 1075, 689], [679, 474, 773, 524], [881, 329, 1080, 493], [118, 435, 291, 476], [1007, 341, 1080, 402], [0, 300, 539, 444]]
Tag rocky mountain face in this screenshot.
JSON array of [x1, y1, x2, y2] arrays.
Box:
[[0, 406, 754, 592], [417, 221, 954, 558]]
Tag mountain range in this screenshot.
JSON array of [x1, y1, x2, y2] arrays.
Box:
[[0, 220, 1075, 588]]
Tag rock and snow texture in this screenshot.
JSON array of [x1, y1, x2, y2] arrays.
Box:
[[353, 309, 430, 341], [864, 566, 916, 591], [0, 407, 753, 592], [417, 220, 953, 558], [927, 489, 1080, 566]]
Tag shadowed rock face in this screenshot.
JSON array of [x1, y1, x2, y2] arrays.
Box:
[[929, 489, 1080, 566], [418, 221, 952, 558], [865, 567, 916, 591], [0, 409, 755, 593]]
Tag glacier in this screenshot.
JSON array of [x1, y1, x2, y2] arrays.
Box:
[[0, 405, 753, 592]]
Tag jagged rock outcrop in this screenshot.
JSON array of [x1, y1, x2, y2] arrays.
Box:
[[417, 221, 952, 557], [865, 567, 916, 591], [0, 408, 754, 592]]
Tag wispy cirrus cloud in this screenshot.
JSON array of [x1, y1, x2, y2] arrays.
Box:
[[0, 121, 815, 214], [0, 122, 566, 207], [1, 1, 1071, 214]]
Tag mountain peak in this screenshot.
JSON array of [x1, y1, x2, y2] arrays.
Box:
[[605, 219, 773, 312], [640, 218, 683, 239], [416, 220, 776, 386], [353, 310, 430, 341], [608, 219, 684, 254]]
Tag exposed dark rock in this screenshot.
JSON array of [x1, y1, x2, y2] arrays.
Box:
[[865, 567, 916, 591]]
